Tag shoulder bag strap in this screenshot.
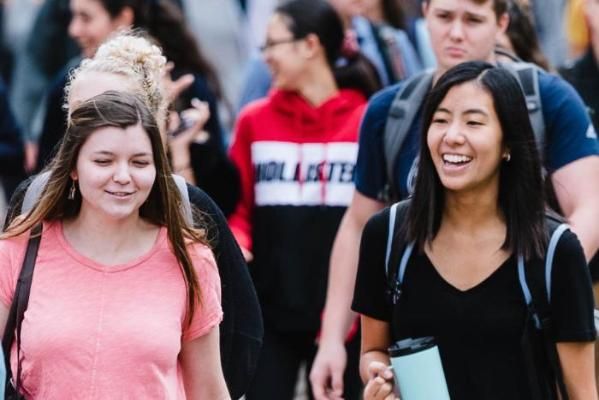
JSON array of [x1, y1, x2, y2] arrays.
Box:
[[3, 224, 42, 395]]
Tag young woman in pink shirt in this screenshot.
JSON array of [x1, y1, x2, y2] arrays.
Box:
[[0, 91, 229, 399]]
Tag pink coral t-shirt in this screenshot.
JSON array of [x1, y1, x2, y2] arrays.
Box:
[[0, 221, 223, 399]]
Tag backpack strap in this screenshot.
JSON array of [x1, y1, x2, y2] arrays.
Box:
[[382, 70, 434, 202], [517, 222, 570, 400], [384, 203, 399, 277], [517, 223, 569, 326], [22, 172, 51, 215], [384, 201, 414, 304], [171, 174, 193, 226], [500, 62, 546, 159]]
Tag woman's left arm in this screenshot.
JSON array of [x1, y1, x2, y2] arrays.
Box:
[[557, 342, 598, 399], [180, 325, 230, 400]]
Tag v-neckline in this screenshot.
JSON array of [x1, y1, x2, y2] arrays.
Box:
[[421, 251, 514, 295]]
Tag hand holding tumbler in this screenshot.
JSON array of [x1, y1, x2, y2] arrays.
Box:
[[388, 337, 450, 400]]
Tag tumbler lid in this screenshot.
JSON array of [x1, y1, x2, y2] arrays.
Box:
[[388, 336, 436, 357]]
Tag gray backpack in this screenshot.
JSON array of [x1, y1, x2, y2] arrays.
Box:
[[382, 62, 545, 202]]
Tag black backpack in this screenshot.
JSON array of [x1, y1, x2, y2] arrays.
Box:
[[383, 200, 570, 400]]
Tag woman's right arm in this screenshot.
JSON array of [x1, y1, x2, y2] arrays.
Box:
[[351, 208, 398, 399], [361, 316, 397, 400]]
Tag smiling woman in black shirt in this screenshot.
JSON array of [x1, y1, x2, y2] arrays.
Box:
[[352, 61, 597, 400]]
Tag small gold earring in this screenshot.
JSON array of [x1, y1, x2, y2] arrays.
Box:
[[68, 180, 77, 200]]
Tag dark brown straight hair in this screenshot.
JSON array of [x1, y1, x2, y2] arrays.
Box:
[[404, 61, 547, 260], [2, 91, 206, 326]]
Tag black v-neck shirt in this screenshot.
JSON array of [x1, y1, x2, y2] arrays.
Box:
[[352, 208, 596, 399]]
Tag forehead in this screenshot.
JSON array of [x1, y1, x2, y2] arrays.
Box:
[[266, 14, 293, 37], [327, 0, 365, 15], [80, 124, 153, 154], [438, 81, 495, 111], [70, 0, 107, 14], [69, 72, 134, 109], [427, 0, 496, 14]]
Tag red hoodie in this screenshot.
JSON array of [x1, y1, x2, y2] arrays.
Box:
[[228, 88, 366, 332]]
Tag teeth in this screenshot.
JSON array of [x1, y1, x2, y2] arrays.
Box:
[[107, 191, 132, 197], [443, 154, 472, 164]]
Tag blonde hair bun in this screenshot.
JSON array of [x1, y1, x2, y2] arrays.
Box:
[[66, 30, 168, 116]]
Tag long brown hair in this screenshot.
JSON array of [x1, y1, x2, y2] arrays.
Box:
[[3, 91, 206, 325]]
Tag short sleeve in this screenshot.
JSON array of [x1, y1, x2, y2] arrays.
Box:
[[352, 208, 393, 321], [540, 73, 599, 172], [182, 244, 223, 342], [354, 85, 399, 200], [0, 236, 27, 308], [550, 230, 597, 342]]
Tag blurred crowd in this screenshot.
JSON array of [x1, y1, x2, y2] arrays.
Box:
[[0, 0, 599, 399], [0, 0, 596, 205]]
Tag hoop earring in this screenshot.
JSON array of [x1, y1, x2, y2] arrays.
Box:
[[68, 180, 77, 200], [504, 153, 511, 162]]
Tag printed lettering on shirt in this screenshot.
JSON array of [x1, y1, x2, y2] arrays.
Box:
[[251, 141, 357, 206]]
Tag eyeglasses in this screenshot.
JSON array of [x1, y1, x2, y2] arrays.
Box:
[[259, 38, 300, 52]]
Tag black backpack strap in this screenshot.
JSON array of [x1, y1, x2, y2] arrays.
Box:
[[384, 200, 414, 304], [382, 71, 434, 202], [517, 221, 570, 400], [3, 224, 42, 396]]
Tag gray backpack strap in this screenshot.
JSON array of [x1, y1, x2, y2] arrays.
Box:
[[500, 62, 546, 159], [385, 202, 415, 304], [397, 242, 415, 285], [22, 172, 51, 215], [517, 223, 569, 328], [544, 224, 569, 302], [385, 203, 399, 277], [171, 174, 193, 226], [382, 70, 434, 202]]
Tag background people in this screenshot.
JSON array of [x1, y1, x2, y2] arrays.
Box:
[[228, 1, 373, 398], [236, 0, 421, 109]]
